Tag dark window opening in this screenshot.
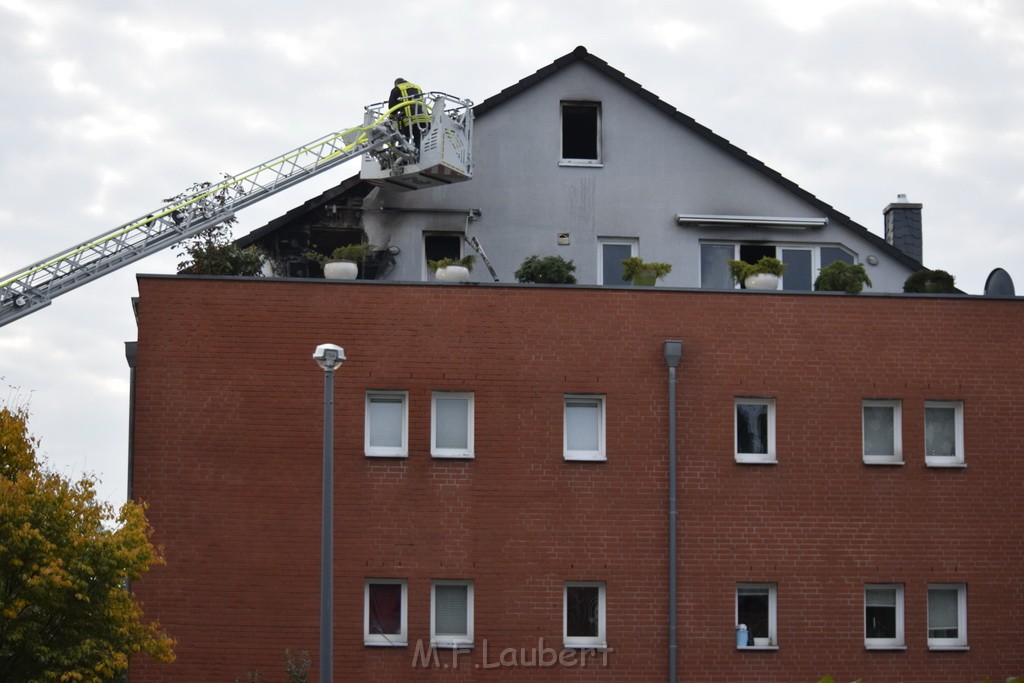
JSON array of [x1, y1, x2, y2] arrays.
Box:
[[566, 585, 600, 638], [424, 234, 463, 264], [368, 583, 403, 635], [866, 605, 896, 639], [306, 227, 364, 277], [738, 243, 776, 265], [562, 103, 600, 161], [737, 591, 769, 640], [737, 404, 769, 454]]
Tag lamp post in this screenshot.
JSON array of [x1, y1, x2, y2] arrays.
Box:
[[313, 344, 345, 683]]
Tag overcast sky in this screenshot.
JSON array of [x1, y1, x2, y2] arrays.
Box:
[[1, 0, 1022, 507]]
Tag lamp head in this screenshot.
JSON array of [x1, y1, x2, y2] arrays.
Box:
[[313, 343, 346, 370], [663, 340, 683, 368]]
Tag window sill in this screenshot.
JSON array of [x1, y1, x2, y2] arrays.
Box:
[[365, 452, 409, 458], [563, 641, 608, 650], [928, 645, 969, 652], [864, 459, 905, 466], [925, 460, 967, 468], [432, 641, 474, 650], [365, 640, 407, 647], [559, 160, 604, 168], [735, 457, 778, 465], [431, 453, 475, 460], [864, 645, 906, 651], [564, 455, 608, 463], [737, 645, 778, 651]]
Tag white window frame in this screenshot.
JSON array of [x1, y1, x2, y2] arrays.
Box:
[[925, 400, 965, 467], [735, 398, 776, 464], [431, 392, 474, 459], [365, 391, 408, 457], [598, 238, 638, 285], [563, 581, 607, 649], [735, 583, 778, 649], [862, 400, 903, 465], [864, 583, 905, 650], [431, 580, 474, 648], [364, 579, 408, 646], [564, 395, 606, 461], [559, 101, 602, 166], [927, 583, 968, 650]]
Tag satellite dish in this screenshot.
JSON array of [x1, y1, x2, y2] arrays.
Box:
[[983, 268, 1015, 297]]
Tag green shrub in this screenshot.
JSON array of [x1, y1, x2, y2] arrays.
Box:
[[903, 268, 956, 293], [514, 254, 578, 284], [814, 261, 872, 293]]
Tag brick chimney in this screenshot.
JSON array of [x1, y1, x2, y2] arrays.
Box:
[[884, 193, 923, 263]]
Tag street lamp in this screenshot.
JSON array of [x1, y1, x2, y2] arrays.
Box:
[[312, 344, 345, 683]]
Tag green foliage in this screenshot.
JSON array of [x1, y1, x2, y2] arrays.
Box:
[[302, 242, 376, 265], [284, 649, 311, 683], [0, 407, 175, 681], [0, 406, 36, 480], [814, 261, 873, 293], [176, 224, 265, 276], [427, 254, 476, 272], [903, 268, 957, 293], [728, 256, 788, 284], [620, 257, 672, 282], [514, 254, 578, 284]]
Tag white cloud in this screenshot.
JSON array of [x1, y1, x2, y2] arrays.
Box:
[[3, 0, 1024, 510], [49, 60, 99, 97]]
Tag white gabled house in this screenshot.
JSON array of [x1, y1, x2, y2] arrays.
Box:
[[240, 46, 927, 293]]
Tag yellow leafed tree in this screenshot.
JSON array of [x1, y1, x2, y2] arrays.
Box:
[[0, 407, 175, 682]]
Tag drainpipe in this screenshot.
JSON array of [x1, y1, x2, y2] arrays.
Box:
[[663, 341, 683, 683]]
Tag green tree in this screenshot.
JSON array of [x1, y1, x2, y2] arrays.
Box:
[[170, 178, 266, 276], [175, 224, 265, 276], [0, 407, 175, 682]]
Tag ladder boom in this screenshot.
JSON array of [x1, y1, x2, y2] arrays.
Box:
[[0, 97, 463, 328]]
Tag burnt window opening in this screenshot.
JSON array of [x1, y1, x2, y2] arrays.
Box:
[[561, 102, 601, 163], [424, 234, 463, 264]]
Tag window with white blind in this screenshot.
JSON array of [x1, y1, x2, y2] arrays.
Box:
[[928, 584, 967, 649], [432, 392, 474, 458], [863, 400, 903, 465], [365, 391, 408, 457], [564, 395, 606, 461], [925, 400, 965, 466], [864, 584, 904, 649], [431, 580, 474, 648], [364, 579, 407, 646]]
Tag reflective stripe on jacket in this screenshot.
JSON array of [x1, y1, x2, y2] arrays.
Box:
[[393, 81, 430, 126]]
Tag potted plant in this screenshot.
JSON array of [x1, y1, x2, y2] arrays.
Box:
[[428, 254, 476, 282], [620, 257, 672, 286], [814, 261, 873, 294], [728, 256, 787, 290], [303, 242, 376, 280], [514, 255, 578, 284], [903, 268, 956, 293]]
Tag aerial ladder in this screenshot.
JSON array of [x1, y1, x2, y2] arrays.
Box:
[[0, 92, 473, 328]]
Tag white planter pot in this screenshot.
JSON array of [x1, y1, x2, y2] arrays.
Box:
[[323, 260, 358, 280], [435, 265, 470, 282], [744, 273, 780, 290]]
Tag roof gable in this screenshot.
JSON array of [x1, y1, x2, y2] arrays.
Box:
[[474, 46, 923, 272]]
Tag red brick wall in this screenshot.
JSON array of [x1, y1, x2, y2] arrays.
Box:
[[129, 277, 1024, 682]]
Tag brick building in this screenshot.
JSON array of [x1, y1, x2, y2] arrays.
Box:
[[128, 276, 1024, 681]]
